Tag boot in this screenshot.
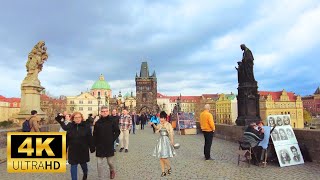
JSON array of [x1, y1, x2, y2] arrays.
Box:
[[110, 170, 115, 179], [82, 174, 87, 180]]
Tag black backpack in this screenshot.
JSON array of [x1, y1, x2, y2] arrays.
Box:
[[22, 119, 31, 132]]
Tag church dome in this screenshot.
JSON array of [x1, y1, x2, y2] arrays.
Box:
[[91, 74, 111, 90], [124, 92, 130, 98]]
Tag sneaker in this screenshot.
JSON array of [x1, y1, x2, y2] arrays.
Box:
[[66, 162, 69, 165], [114, 149, 116, 152], [116, 143, 119, 146], [119, 148, 124, 152], [205, 158, 214, 161], [125, 149, 128, 153]]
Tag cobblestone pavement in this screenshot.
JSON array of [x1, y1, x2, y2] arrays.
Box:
[[1, 127, 320, 180]]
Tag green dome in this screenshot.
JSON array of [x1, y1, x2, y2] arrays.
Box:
[[91, 74, 111, 90], [124, 92, 130, 98]]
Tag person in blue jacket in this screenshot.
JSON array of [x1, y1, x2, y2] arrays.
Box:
[[150, 114, 160, 133]]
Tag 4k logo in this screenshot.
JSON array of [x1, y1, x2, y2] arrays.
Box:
[[7, 132, 66, 173]]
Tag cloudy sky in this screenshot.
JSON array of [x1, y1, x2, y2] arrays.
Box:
[[0, 0, 319, 98]]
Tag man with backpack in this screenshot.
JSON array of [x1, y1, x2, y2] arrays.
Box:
[[27, 110, 40, 132]]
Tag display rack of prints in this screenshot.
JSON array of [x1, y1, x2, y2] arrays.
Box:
[[267, 115, 304, 167], [177, 112, 197, 135]]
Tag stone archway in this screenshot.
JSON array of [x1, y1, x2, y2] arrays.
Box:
[[139, 106, 152, 114]]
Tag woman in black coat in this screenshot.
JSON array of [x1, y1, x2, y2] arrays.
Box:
[[56, 112, 94, 180], [93, 107, 120, 179]]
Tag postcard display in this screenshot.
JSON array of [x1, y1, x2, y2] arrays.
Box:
[[267, 115, 304, 167], [177, 112, 197, 135]]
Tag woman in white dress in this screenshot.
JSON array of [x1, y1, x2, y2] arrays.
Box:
[[151, 111, 175, 177]]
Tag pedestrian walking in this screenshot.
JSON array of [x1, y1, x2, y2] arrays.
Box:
[[131, 111, 138, 134], [110, 109, 120, 151], [55, 112, 94, 180], [150, 114, 160, 133], [119, 108, 132, 153], [151, 111, 175, 177], [93, 106, 120, 179]]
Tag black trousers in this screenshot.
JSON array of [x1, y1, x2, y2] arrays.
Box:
[[203, 131, 214, 160], [141, 123, 145, 130], [152, 123, 158, 133]]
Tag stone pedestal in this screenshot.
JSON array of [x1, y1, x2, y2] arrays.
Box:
[[236, 81, 261, 126], [15, 83, 46, 122]]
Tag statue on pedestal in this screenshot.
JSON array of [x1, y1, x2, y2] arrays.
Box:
[[235, 44, 260, 126], [23, 41, 48, 86], [15, 41, 48, 122]]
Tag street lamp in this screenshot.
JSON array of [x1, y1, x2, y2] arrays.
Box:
[[97, 95, 101, 116]]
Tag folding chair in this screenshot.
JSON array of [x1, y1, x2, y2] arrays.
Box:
[[237, 140, 259, 167]]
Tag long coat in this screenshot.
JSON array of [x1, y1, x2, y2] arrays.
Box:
[[93, 116, 120, 157], [57, 119, 94, 165]]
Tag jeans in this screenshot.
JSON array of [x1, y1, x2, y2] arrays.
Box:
[[132, 124, 135, 134], [71, 163, 88, 180], [203, 131, 214, 160], [141, 123, 145, 130]]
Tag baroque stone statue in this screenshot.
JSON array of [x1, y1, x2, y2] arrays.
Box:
[[235, 44, 255, 83], [235, 44, 260, 126], [23, 41, 48, 86]]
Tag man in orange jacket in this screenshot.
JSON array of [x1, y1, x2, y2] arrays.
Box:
[[200, 104, 215, 161]]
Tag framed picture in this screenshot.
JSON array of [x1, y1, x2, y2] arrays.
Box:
[[271, 126, 298, 146], [274, 144, 304, 167], [268, 115, 290, 127]]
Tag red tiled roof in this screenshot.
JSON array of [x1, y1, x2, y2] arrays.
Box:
[[40, 94, 51, 100], [0, 95, 21, 103], [157, 93, 167, 98], [202, 94, 219, 99], [5, 98, 21, 103], [259, 91, 296, 101], [168, 96, 201, 103]]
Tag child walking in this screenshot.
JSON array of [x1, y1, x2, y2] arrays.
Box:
[[151, 111, 176, 177]]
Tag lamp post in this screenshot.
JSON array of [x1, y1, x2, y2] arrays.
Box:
[[97, 95, 101, 116]]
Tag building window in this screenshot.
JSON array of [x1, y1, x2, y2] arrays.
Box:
[[79, 107, 83, 111], [92, 92, 94, 96], [79, 100, 83, 104], [70, 107, 74, 111], [88, 107, 92, 111], [98, 92, 101, 96], [70, 100, 74, 104], [88, 100, 92, 104]]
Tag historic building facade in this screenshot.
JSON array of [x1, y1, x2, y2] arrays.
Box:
[[157, 93, 171, 115], [66, 92, 100, 119], [135, 62, 158, 114], [123, 91, 136, 112], [216, 93, 238, 125], [194, 94, 219, 122], [66, 74, 112, 118], [302, 87, 320, 116], [0, 95, 20, 122], [259, 90, 304, 128]]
